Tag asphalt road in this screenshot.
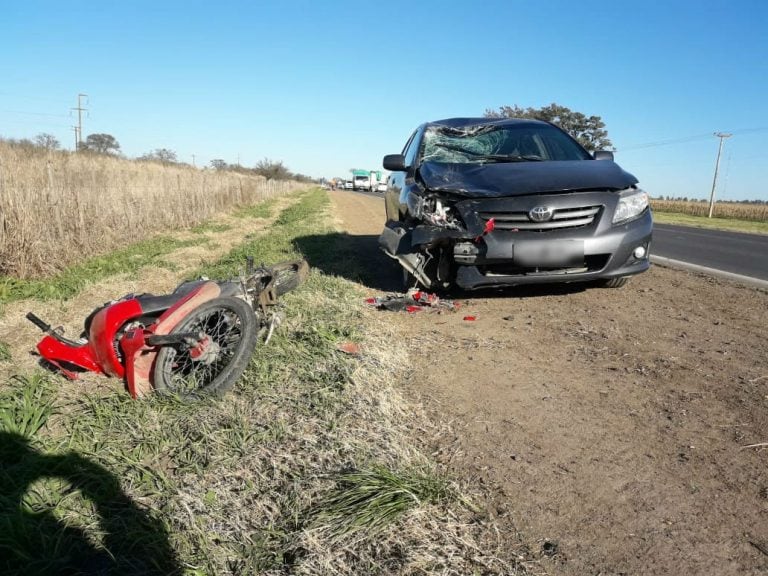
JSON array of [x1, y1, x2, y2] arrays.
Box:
[[652, 223, 768, 282], [345, 191, 768, 284]]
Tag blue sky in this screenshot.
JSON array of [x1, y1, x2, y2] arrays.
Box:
[[1, 0, 766, 200]]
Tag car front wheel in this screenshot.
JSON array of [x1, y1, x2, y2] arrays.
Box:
[[601, 276, 629, 288]]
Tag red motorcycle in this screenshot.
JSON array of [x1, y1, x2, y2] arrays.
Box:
[[27, 259, 309, 399]]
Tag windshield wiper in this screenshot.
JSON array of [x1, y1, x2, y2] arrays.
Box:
[[430, 142, 544, 162], [476, 154, 544, 163]]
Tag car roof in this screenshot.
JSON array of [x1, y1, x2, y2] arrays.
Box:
[[425, 117, 550, 129]]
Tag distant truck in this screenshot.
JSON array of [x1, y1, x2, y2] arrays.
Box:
[[353, 174, 370, 191], [349, 169, 385, 192]]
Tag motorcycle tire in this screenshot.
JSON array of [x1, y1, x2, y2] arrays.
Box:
[[270, 260, 309, 296], [152, 297, 259, 399]]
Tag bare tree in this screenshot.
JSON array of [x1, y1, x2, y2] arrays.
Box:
[[34, 133, 61, 150], [139, 148, 178, 164]]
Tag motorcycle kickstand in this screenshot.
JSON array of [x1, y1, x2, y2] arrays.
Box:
[[262, 312, 283, 345]]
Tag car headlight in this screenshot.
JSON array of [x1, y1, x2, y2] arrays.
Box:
[[406, 191, 462, 229], [613, 188, 649, 224]]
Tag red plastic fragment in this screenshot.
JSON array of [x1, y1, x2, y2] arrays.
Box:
[[365, 297, 377, 305], [337, 341, 361, 355], [405, 305, 423, 313], [475, 217, 496, 242], [463, 315, 476, 321]]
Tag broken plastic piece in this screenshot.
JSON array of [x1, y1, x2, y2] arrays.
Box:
[[337, 341, 361, 355], [463, 315, 476, 321], [475, 217, 495, 242], [364, 291, 459, 313]]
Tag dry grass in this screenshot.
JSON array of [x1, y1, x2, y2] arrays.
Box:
[[651, 198, 768, 221], [0, 190, 527, 575], [0, 142, 304, 278]]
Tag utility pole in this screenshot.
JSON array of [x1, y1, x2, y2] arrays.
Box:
[[707, 132, 732, 218], [192, 154, 196, 167], [71, 126, 79, 150], [71, 93, 88, 150]]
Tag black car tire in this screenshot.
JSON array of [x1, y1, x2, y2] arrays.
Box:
[[601, 276, 629, 288], [401, 266, 418, 292]]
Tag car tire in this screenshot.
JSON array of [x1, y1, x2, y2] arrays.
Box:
[[401, 266, 418, 292], [601, 276, 629, 288]]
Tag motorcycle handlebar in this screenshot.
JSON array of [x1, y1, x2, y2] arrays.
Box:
[[26, 312, 51, 333]]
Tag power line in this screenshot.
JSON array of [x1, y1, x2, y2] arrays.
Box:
[[0, 109, 69, 118], [620, 126, 768, 152]]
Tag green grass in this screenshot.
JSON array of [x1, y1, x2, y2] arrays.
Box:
[[0, 236, 210, 305], [0, 374, 56, 437], [233, 198, 277, 220], [653, 211, 768, 235], [310, 466, 454, 540], [0, 342, 10, 362], [193, 188, 327, 279], [0, 188, 516, 575], [190, 222, 232, 234]]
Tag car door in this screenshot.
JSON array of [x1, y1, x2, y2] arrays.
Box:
[[385, 126, 423, 222]]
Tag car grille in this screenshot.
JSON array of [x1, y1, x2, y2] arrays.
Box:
[[479, 205, 602, 231]]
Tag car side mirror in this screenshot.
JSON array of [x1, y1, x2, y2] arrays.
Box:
[[593, 151, 614, 161], [383, 154, 407, 171]]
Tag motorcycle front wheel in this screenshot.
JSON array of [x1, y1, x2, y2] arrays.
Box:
[[152, 297, 259, 399]]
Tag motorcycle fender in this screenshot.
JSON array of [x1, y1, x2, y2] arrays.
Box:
[[36, 335, 103, 377], [125, 282, 222, 398]]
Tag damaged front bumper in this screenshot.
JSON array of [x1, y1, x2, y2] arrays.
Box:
[[380, 191, 653, 290]]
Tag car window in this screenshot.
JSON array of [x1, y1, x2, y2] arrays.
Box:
[[402, 129, 421, 168]]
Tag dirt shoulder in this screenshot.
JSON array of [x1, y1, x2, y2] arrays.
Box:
[[330, 189, 768, 576]]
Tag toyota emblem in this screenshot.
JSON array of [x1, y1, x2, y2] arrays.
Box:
[[529, 206, 554, 222]]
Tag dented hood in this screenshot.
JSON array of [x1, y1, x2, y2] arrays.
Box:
[[418, 160, 638, 197]]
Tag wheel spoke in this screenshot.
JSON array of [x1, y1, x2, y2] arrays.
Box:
[[157, 302, 248, 396]]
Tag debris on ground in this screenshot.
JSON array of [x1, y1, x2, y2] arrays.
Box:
[[365, 290, 460, 314], [336, 341, 361, 356]]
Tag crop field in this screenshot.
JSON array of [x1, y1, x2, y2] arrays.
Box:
[[651, 198, 768, 221]]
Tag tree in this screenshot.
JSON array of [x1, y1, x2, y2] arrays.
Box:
[[210, 159, 228, 170], [34, 133, 60, 150], [139, 148, 178, 164], [484, 103, 612, 152], [80, 133, 121, 155], [253, 158, 292, 181]]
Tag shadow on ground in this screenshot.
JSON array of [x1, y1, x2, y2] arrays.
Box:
[[294, 232, 402, 292], [295, 232, 600, 299], [0, 431, 180, 576]]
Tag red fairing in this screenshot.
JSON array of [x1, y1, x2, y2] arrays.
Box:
[[88, 299, 143, 377], [36, 336, 102, 375]]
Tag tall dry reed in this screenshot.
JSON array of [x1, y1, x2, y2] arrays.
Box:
[[651, 198, 768, 221], [0, 142, 304, 278]]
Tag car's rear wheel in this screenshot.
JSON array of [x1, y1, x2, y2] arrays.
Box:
[[601, 276, 629, 288]]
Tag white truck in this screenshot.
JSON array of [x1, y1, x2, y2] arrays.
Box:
[[353, 174, 370, 191]]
